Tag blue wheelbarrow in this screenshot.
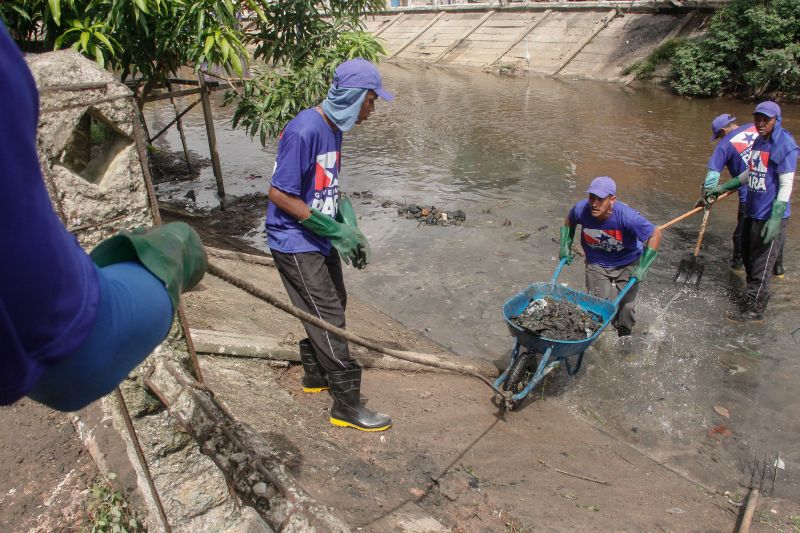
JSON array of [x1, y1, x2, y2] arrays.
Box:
[[493, 258, 637, 410]]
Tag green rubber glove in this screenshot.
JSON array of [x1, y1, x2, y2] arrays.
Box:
[[704, 177, 742, 205], [559, 225, 576, 265], [631, 247, 658, 282], [300, 208, 360, 266], [91, 222, 207, 310], [336, 198, 371, 269], [761, 200, 787, 244]]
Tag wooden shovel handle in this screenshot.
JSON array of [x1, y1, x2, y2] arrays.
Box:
[[692, 208, 712, 257], [657, 190, 734, 231]]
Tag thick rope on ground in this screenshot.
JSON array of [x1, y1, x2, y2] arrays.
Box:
[[206, 262, 501, 394]]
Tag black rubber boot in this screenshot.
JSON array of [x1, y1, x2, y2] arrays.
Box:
[[299, 338, 329, 393], [730, 255, 744, 270], [328, 368, 392, 432]]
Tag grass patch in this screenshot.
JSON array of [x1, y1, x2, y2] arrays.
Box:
[[88, 473, 142, 533], [622, 38, 685, 80]]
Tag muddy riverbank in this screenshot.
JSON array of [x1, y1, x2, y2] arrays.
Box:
[[148, 61, 800, 518]]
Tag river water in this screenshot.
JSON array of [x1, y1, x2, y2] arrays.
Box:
[[147, 64, 800, 504]]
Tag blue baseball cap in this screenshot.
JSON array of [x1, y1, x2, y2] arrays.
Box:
[[753, 101, 780, 118], [332, 58, 394, 101], [710, 113, 736, 141], [586, 176, 616, 198]]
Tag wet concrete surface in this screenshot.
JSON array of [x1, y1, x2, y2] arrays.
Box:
[[146, 63, 800, 505]]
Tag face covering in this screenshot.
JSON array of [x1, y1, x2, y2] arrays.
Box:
[[320, 86, 368, 132], [768, 115, 799, 165]]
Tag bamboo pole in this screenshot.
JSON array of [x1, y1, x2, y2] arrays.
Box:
[[197, 72, 226, 200], [167, 81, 194, 175]]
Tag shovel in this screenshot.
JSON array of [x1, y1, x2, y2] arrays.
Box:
[[674, 206, 712, 286], [653, 191, 734, 287]]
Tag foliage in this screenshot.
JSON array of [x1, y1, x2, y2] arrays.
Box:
[[227, 31, 386, 144], [1, 0, 253, 91], [668, 0, 800, 99], [249, 0, 384, 69], [87, 473, 141, 533], [622, 38, 685, 80]]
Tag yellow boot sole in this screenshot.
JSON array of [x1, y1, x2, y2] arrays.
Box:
[[329, 417, 391, 432], [302, 386, 329, 393]]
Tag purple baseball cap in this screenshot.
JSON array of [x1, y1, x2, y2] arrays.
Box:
[[710, 113, 736, 141], [753, 101, 780, 118], [586, 176, 616, 198], [332, 58, 394, 101]]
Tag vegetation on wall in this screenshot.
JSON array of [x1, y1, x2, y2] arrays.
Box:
[[627, 0, 800, 100]]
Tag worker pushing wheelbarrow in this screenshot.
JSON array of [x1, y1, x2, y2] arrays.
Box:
[[494, 176, 662, 409], [493, 176, 737, 409]]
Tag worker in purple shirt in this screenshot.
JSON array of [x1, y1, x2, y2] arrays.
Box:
[[703, 114, 785, 276], [266, 58, 393, 432], [559, 177, 662, 337], [0, 22, 206, 411], [705, 101, 798, 322]]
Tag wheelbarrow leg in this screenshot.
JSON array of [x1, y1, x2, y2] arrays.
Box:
[[512, 347, 558, 402], [494, 340, 521, 392], [563, 351, 585, 376]]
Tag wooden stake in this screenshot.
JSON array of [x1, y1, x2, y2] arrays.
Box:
[[197, 72, 226, 200], [167, 81, 194, 175]]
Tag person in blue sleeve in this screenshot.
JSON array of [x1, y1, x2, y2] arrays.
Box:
[[559, 177, 662, 337], [0, 22, 206, 411], [266, 58, 393, 432], [702, 114, 786, 277], [705, 101, 797, 322]]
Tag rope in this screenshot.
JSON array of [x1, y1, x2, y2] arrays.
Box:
[[206, 262, 502, 394]]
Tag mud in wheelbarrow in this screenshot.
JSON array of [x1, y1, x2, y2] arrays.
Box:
[[494, 258, 637, 410]]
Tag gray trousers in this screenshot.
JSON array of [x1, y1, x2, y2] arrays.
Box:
[[271, 249, 358, 372], [585, 261, 640, 334]]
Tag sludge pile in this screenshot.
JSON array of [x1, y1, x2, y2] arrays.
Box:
[[512, 296, 602, 341]]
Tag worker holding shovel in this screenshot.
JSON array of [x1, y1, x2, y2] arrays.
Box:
[[265, 58, 393, 432], [705, 101, 798, 322], [559, 176, 662, 338], [702, 114, 786, 277]]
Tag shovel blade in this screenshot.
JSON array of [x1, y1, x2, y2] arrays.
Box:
[[674, 258, 693, 284], [674, 255, 704, 286], [687, 263, 705, 286]]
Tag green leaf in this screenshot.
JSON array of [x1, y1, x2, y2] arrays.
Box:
[[80, 31, 90, 51], [133, 0, 150, 16], [203, 35, 214, 56], [48, 0, 62, 26]]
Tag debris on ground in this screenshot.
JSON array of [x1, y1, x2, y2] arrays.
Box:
[[511, 296, 601, 340], [395, 204, 466, 226], [149, 148, 210, 183]]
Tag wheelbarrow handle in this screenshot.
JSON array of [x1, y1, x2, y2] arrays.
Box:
[[612, 277, 638, 307], [552, 257, 569, 284]]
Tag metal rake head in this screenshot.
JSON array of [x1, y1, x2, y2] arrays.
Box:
[[742, 447, 782, 495]]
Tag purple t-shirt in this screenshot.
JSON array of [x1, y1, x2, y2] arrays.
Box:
[[568, 199, 655, 268], [266, 108, 343, 254], [1, 24, 100, 405], [745, 134, 797, 220], [708, 123, 758, 203]]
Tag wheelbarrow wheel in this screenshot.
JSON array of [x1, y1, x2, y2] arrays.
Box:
[[504, 350, 535, 393]]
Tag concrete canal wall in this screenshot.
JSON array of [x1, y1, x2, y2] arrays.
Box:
[[364, 2, 718, 81]]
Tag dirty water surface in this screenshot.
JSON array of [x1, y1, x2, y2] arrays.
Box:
[[146, 63, 800, 514]]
